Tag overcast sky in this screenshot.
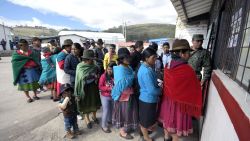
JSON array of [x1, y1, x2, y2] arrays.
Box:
[[0, 0, 177, 30]]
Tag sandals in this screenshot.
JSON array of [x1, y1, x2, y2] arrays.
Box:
[[27, 98, 34, 103], [119, 133, 134, 140]]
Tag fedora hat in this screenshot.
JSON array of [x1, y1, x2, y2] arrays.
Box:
[[81, 50, 96, 60], [171, 39, 191, 51], [62, 39, 73, 48], [96, 38, 104, 45], [59, 83, 73, 96]]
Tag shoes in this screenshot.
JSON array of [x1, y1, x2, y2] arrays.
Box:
[[101, 127, 111, 133], [64, 131, 75, 139], [87, 122, 92, 129], [77, 115, 83, 120], [27, 98, 34, 103], [73, 130, 82, 135], [33, 96, 40, 100], [164, 136, 173, 141], [119, 133, 134, 140], [92, 117, 99, 124], [53, 99, 59, 102]]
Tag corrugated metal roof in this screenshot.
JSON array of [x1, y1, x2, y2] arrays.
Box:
[[171, 0, 213, 21]]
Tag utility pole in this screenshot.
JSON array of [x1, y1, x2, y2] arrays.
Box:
[[2, 22, 7, 41], [124, 21, 127, 42]]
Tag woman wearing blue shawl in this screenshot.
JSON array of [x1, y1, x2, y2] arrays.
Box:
[[111, 48, 138, 140]]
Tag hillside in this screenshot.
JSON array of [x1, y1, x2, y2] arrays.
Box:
[[104, 23, 176, 41], [12, 26, 59, 38]]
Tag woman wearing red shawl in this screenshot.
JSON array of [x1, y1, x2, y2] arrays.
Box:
[[158, 39, 202, 141], [11, 39, 41, 103]]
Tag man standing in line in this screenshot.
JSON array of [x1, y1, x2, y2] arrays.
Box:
[[130, 40, 144, 71], [94, 38, 108, 75], [161, 42, 171, 68], [188, 34, 212, 86], [188, 34, 212, 111], [1, 39, 6, 50]]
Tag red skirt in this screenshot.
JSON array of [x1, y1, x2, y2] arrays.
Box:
[[158, 96, 193, 136]]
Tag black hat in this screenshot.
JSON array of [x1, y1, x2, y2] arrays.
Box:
[[59, 83, 73, 96], [81, 50, 96, 60], [97, 38, 104, 45]]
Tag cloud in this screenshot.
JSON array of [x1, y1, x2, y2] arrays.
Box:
[[0, 16, 70, 30], [7, 0, 177, 29]]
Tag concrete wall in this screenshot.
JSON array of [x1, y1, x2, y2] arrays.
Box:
[[201, 80, 239, 141], [0, 25, 13, 51], [201, 70, 250, 141], [175, 17, 208, 48]]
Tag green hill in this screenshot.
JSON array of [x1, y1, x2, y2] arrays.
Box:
[[12, 26, 59, 38], [104, 23, 176, 41]]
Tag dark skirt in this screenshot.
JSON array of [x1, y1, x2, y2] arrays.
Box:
[[139, 100, 158, 128], [78, 82, 101, 114], [112, 94, 138, 132]]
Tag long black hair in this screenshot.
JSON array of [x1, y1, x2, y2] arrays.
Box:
[[117, 48, 130, 65], [142, 47, 157, 61], [106, 61, 117, 81]]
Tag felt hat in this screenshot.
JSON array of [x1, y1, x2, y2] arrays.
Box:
[[81, 49, 96, 60], [96, 38, 104, 45], [62, 39, 73, 48], [171, 39, 191, 51]]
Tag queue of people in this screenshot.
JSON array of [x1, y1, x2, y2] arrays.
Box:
[[11, 35, 211, 141]]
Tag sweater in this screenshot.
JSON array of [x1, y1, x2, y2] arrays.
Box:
[[137, 63, 161, 103], [99, 73, 114, 97], [64, 54, 81, 86], [103, 53, 118, 70]]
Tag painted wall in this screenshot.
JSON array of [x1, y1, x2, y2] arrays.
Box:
[[175, 17, 208, 49], [201, 80, 239, 141], [0, 25, 13, 51], [201, 70, 250, 141], [59, 35, 87, 47]]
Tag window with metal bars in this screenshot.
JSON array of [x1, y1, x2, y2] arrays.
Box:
[[236, 2, 250, 91], [211, 0, 250, 93]]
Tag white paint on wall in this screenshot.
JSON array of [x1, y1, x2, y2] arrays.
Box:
[[201, 77, 239, 141], [59, 35, 87, 47], [175, 17, 208, 49], [0, 24, 13, 51]]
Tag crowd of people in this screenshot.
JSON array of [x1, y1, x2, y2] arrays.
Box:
[[11, 34, 211, 141]]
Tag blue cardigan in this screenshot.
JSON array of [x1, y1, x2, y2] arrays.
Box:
[[137, 63, 161, 103]]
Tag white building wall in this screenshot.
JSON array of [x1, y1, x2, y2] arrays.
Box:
[[58, 31, 125, 44], [201, 80, 239, 141], [59, 35, 87, 47], [175, 17, 208, 48], [0, 25, 13, 51]]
